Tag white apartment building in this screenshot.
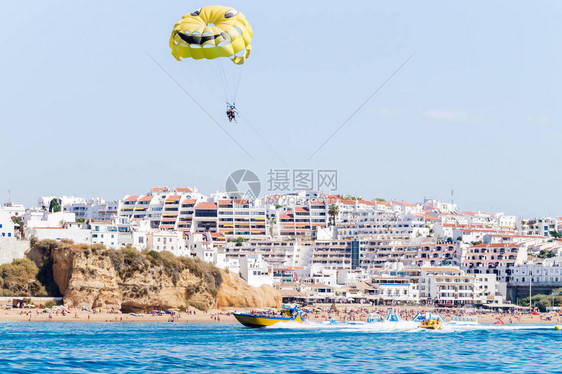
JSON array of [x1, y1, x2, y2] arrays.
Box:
[[63, 198, 118, 221], [494, 213, 517, 230], [239, 254, 274, 287], [429, 213, 469, 227], [1, 203, 25, 218], [413, 243, 460, 267], [474, 273, 499, 304], [223, 239, 312, 268], [38, 196, 88, 211], [29, 226, 91, 244], [309, 267, 339, 287], [432, 224, 455, 241], [337, 211, 426, 240], [311, 240, 355, 269], [423, 199, 457, 214], [187, 232, 224, 262], [420, 266, 475, 305], [518, 217, 558, 237], [370, 275, 419, 302], [24, 211, 76, 228], [483, 234, 549, 245], [511, 259, 562, 284], [146, 230, 188, 257], [462, 243, 527, 282], [119, 188, 268, 239], [454, 227, 517, 244], [337, 269, 369, 285], [461, 211, 495, 226], [391, 200, 423, 214], [0, 209, 15, 238], [90, 220, 144, 249], [393, 214, 431, 239]]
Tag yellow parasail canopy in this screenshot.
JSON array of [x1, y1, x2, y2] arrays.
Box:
[[169, 5, 252, 65]]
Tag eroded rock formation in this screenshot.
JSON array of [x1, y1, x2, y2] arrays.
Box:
[[41, 242, 280, 312]]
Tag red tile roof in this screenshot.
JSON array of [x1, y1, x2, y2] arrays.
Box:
[[195, 202, 217, 210], [415, 214, 439, 221], [165, 195, 181, 201], [358, 200, 375, 205], [325, 195, 341, 204], [139, 196, 152, 202], [176, 187, 192, 193], [486, 234, 545, 238], [470, 243, 521, 248], [182, 199, 197, 204], [392, 200, 414, 207], [152, 187, 167, 192], [124, 196, 139, 202], [340, 200, 356, 205]]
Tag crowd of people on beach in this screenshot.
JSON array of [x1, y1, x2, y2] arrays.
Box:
[[2, 301, 561, 324], [306, 306, 562, 324]]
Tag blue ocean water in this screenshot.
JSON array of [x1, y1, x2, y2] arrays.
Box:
[[0, 322, 560, 373]]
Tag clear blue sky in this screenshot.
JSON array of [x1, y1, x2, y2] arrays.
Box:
[[1, 1, 561, 217]]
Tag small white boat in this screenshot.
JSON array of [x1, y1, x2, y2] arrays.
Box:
[[322, 318, 366, 326], [448, 316, 479, 326], [366, 313, 382, 323]]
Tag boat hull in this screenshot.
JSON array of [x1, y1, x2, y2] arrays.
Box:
[[419, 321, 443, 330], [448, 322, 478, 326], [233, 313, 303, 328]]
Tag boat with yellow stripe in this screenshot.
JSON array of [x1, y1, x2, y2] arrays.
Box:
[[233, 306, 306, 328], [419, 319, 443, 330]]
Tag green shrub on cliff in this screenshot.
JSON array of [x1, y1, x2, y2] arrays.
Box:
[[105, 246, 147, 279], [519, 288, 562, 311], [0, 258, 47, 296], [102, 246, 222, 297]]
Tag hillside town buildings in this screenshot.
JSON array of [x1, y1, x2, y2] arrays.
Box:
[[2, 186, 562, 305]]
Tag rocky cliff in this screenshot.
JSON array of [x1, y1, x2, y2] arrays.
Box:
[[28, 241, 280, 312]]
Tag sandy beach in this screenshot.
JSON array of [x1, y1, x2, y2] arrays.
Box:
[[2, 305, 560, 325]]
